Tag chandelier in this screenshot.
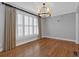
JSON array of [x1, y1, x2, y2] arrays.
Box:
[[38, 3, 51, 18]]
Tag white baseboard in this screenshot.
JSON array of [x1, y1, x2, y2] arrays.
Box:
[[42, 36, 76, 43], [0, 48, 3, 52], [16, 38, 38, 46], [75, 41, 79, 44]]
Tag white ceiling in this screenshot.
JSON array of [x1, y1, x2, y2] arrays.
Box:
[[6, 2, 78, 16]]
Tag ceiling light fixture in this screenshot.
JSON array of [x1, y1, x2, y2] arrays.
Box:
[[38, 3, 51, 18]]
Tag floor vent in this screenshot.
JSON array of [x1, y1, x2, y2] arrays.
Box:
[[74, 51, 78, 56]]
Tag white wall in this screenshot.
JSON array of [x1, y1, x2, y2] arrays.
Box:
[[42, 12, 76, 42], [0, 3, 5, 51]]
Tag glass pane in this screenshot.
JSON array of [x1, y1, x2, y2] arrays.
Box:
[[17, 14, 23, 25], [24, 16, 28, 25], [29, 17, 33, 25], [29, 26, 33, 35], [34, 26, 39, 35], [34, 18, 38, 25], [36, 26, 39, 34], [34, 27, 37, 34], [24, 26, 29, 36], [18, 26, 23, 36]]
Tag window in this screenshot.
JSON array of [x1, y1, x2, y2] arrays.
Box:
[[17, 13, 39, 37], [24, 16, 29, 36], [17, 14, 23, 37], [34, 18, 38, 34]]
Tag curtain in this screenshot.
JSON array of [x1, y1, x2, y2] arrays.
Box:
[[4, 5, 16, 51]]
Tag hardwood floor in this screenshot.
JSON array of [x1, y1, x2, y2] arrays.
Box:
[[0, 38, 79, 57]]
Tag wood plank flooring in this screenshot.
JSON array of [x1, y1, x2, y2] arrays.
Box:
[[0, 38, 79, 57]]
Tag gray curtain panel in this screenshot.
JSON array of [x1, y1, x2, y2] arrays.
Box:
[[4, 5, 16, 51]]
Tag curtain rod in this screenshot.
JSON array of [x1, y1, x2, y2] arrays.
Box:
[[2, 2, 40, 17]]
